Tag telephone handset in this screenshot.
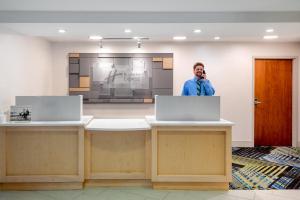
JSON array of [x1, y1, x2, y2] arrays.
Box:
[[200, 70, 206, 79]]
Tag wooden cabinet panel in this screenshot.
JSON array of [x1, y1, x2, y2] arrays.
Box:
[[151, 126, 232, 190], [6, 128, 78, 176], [157, 131, 225, 175], [86, 131, 151, 180]]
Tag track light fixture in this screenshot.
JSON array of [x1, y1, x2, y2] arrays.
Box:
[[99, 40, 103, 48], [137, 40, 141, 48]]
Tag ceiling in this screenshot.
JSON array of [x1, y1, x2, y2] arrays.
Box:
[[1, 23, 300, 42], [1, 0, 300, 11], [1, 1, 300, 42]]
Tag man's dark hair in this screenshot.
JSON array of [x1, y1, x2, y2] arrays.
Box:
[[193, 62, 205, 70]]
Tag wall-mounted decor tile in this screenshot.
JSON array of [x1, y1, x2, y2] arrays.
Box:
[[132, 89, 152, 97], [69, 88, 90, 92], [144, 98, 153, 103], [80, 77, 90, 88], [153, 57, 163, 62], [114, 57, 130, 65], [69, 58, 79, 64], [69, 53, 80, 58], [69, 75, 79, 88], [99, 58, 114, 63], [152, 68, 173, 89], [69, 64, 79, 73], [69, 91, 89, 99], [163, 57, 173, 69], [152, 61, 163, 69], [79, 58, 91, 76], [152, 88, 173, 96]]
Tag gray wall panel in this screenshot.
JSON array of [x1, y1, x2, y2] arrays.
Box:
[[69, 64, 79, 73], [114, 57, 130, 65], [69, 75, 79, 88], [70, 91, 89, 99], [80, 58, 94, 76], [152, 68, 173, 89], [152, 61, 163, 69], [69, 58, 79, 64], [152, 88, 173, 96]]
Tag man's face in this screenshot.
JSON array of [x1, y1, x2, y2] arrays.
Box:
[[193, 65, 204, 78]]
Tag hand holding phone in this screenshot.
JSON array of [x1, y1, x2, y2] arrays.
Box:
[[201, 70, 206, 79]]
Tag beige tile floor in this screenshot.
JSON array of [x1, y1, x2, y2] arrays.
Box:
[[1, 187, 300, 200]]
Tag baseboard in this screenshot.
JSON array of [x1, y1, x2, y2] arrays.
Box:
[[232, 141, 253, 147], [0, 182, 82, 191], [152, 182, 229, 190], [84, 179, 151, 187], [232, 141, 300, 147]]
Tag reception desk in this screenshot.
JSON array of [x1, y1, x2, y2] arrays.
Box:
[[0, 116, 93, 190], [0, 116, 233, 190], [146, 116, 233, 190]]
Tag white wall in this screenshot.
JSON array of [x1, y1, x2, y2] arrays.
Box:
[[51, 41, 300, 146], [0, 33, 53, 112], [0, 32, 298, 146]]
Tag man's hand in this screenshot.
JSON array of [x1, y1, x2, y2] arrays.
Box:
[[202, 73, 207, 79]]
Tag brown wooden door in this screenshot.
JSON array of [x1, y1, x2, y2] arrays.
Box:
[[254, 59, 292, 146]]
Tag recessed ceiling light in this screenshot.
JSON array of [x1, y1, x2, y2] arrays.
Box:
[[173, 36, 187, 40], [124, 29, 132, 33], [89, 35, 103, 40], [263, 35, 279, 40], [58, 29, 66, 33], [214, 36, 221, 40], [266, 29, 274, 33], [193, 29, 202, 33]]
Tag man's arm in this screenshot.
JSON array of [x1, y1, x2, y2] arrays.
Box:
[[203, 80, 215, 96], [181, 82, 189, 96]]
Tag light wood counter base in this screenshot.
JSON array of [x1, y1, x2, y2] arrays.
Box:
[[151, 125, 232, 191], [85, 130, 151, 181], [85, 179, 152, 187], [0, 126, 85, 190], [1, 117, 233, 191], [0, 182, 82, 191], [153, 182, 229, 190]]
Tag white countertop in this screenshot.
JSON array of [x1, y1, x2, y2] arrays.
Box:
[[0, 115, 93, 127], [145, 115, 234, 126], [0, 115, 234, 128], [86, 119, 151, 131]]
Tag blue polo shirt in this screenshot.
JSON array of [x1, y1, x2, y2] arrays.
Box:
[[181, 77, 215, 96]]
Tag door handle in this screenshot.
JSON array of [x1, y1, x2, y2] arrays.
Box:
[[254, 98, 261, 105]]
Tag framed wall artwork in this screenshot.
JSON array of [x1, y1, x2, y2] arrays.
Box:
[[69, 53, 173, 103]]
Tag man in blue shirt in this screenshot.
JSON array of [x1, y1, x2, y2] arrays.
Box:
[[181, 62, 215, 96]]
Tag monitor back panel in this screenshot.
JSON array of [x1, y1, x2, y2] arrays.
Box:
[[16, 96, 82, 121], [155, 96, 220, 121]]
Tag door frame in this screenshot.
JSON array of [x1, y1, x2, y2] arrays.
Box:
[[252, 56, 299, 147]]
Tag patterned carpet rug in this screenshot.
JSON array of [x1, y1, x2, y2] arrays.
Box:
[[230, 147, 300, 190]]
